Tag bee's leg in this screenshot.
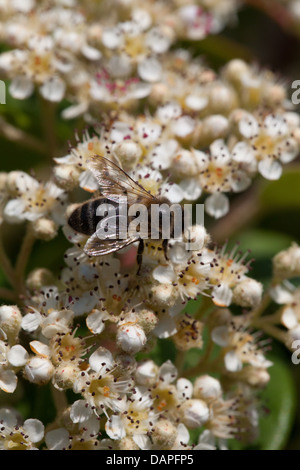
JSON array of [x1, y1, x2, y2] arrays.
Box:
[[136, 239, 144, 275], [162, 239, 169, 261]]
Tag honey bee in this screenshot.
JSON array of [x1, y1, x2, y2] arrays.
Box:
[[68, 155, 186, 273]]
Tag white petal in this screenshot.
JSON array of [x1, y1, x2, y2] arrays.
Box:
[[86, 310, 106, 334], [179, 177, 202, 200], [270, 284, 294, 304], [45, 428, 69, 450], [105, 415, 126, 440], [172, 116, 195, 137], [61, 102, 88, 120], [138, 57, 162, 82], [159, 360, 177, 384], [81, 44, 102, 61], [232, 141, 255, 165], [4, 198, 26, 223], [258, 158, 282, 180], [153, 314, 177, 338], [161, 182, 184, 203], [152, 265, 176, 284], [224, 350, 243, 372], [29, 341, 50, 358], [205, 193, 229, 219], [39, 77, 66, 102], [132, 434, 152, 450], [0, 369, 17, 393], [264, 114, 288, 137], [71, 292, 98, 315], [9, 76, 34, 100], [212, 284, 233, 307], [23, 419, 44, 443], [185, 94, 208, 111], [7, 344, 29, 367], [211, 325, 229, 347], [177, 377, 193, 399], [239, 114, 259, 138], [102, 27, 124, 49], [0, 408, 18, 427], [79, 170, 99, 192], [150, 140, 178, 170], [176, 423, 190, 445], [89, 347, 114, 373], [231, 171, 252, 193], [21, 312, 42, 333], [70, 400, 93, 423], [282, 307, 298, 329]]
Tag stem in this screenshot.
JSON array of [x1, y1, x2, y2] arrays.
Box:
[[0, 231, 16, 289], [15, 225, 35, 295], [209, 184, 261, 244], [244, 0, 298, 36], [250, 292, 272, 321], [182, 337, 217, 378], [51, 386, 68, 415], [255, 322, 288, 345], [0, 287, 17, 302], [39, 97, 58, 161], [0, 117, 47, 155], [175, 350, 186, 374]]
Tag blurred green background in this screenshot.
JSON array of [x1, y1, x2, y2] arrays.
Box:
[[0, 2, 300, 449]]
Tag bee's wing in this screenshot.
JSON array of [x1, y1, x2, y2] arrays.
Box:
[[84, 228, 139, 256], [86, 155, 157, 204]]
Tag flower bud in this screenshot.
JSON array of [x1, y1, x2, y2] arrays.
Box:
[[24, 356, 54, 384], [118, 437, 139, 450], [223, 59, 249, 84], [273, 243, 300, 280], [113, 141, 142, 167], [32, 218, 58, 240], [199, 115, 230, 146], [232, 278, 263, 308], [193, 375, 222, 400], [53, 164, 81, 190], [135, 360, 159, 386], [0, 305, 22, 343], [180, 399, 210, 428], [137, 309, 158, 334], [117, 314, 147, 354], [151, 283, 177, 307], [151, 419, 177, 449], [26, 268, 55, 291], [53, 364, 81, 391], [177, 378, 193, 400]]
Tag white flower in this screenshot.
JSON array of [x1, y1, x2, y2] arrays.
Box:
[[117, 313, 147, 354], [237, 112, 299, 180], [4, 172, 67, 225], [0, 408, 44, 450]]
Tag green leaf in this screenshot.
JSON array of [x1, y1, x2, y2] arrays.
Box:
[[230, 229, 294, 260], [260, 169, 300, 211], [257, 355, 296, 450], [230, 354, 296, 450]]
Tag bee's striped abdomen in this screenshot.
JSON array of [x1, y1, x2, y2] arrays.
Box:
[[68, 198, 115, 236]]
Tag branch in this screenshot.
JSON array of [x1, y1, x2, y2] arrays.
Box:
[[209, 184, 261, 244], [0, 117, 46, 155]]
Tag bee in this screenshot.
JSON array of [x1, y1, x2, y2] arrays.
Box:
[[68, 155, 186, 274]]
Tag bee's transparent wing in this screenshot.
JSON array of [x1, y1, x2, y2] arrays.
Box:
[[86, 155, 157, 204], [84, 214, 139, 256]]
